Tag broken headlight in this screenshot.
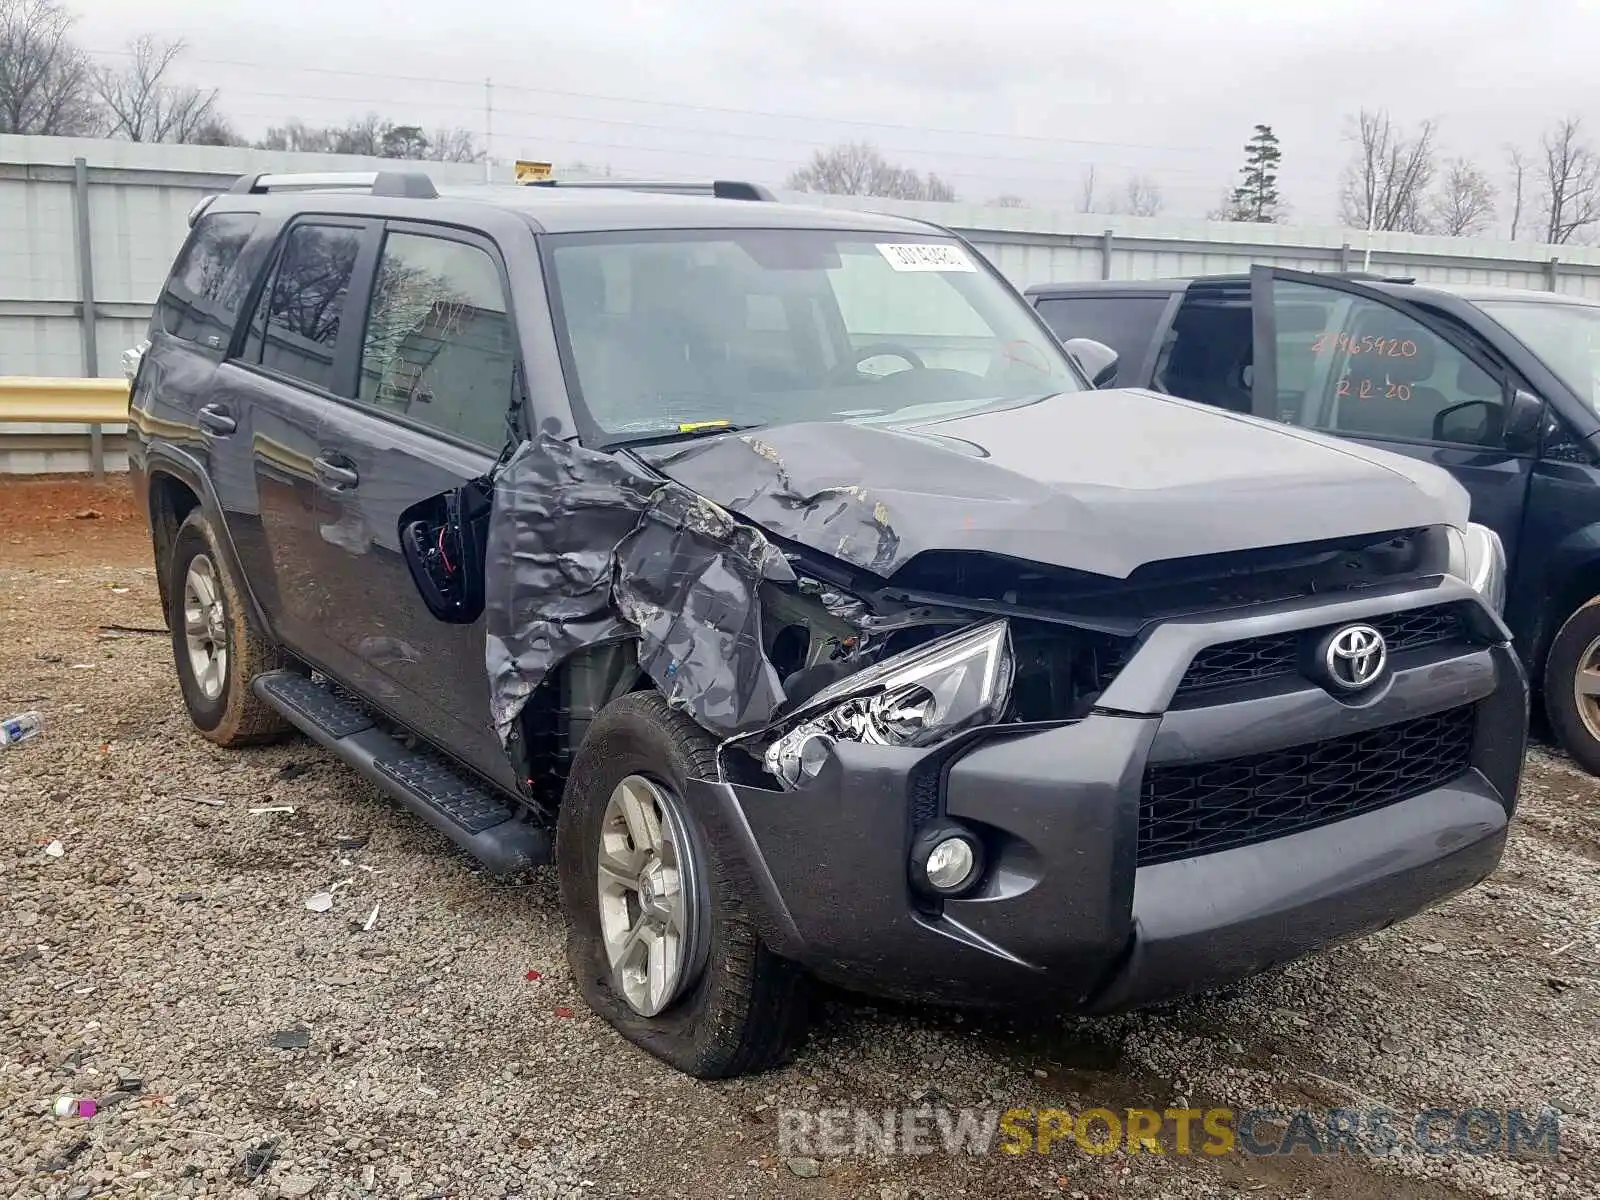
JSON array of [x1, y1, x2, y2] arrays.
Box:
[[1447, 523, 1506, 615], [762, 620, 1013, 788]]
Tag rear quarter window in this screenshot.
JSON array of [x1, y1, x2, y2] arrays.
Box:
[[156, 212, 263, 351], [1033, 295, 1169, 378]]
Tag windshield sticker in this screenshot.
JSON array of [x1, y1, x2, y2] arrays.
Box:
[[876, 243, 978, 273]]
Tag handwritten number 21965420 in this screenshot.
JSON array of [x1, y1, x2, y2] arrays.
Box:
[[1312, 332, 1419, 358]]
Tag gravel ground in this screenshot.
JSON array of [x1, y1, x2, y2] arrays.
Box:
[[2, 478, 1598, 1200]]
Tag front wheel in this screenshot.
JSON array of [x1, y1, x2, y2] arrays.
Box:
[[555, 691, 811, 1077], [1543, 596, 1600, 775]]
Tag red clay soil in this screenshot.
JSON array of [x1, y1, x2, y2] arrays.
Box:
[[0, 474, 148, 565]]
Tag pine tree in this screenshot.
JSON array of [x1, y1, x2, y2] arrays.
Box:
[[1225, 125, 1282, 223]]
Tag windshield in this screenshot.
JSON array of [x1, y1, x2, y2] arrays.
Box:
[[1476, 299, 1600, 410], [544, 229, 1085, 445]]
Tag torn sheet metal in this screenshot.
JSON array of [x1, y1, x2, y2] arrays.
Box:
[[484, 434, 657, 740], [614, 482, 797, 736], [484, 433, 805, 744]]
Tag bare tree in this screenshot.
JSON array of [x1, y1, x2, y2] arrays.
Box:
[[1540, 117, 1600, 244], [1430, 158, 1496, 236], [1119, 174, 1164, 217], [429, 127, 482, 163], [1077, 164, 1099, 214], [258, 115, 481, 162], [0, 0, 100, 135], [787, 142, 955, 202], [1506, 145, 1530, 240], [988, 193, 1026, 208], [1338, 108, 1439, 233], [94, 35, 222, 143]]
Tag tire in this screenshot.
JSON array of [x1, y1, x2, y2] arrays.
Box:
[[167, 509, 292, 747], [556, 691, 811, 1078], [1543, 596, 1600, 776]]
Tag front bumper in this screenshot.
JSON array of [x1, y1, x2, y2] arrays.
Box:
[[690, 577, 1527, 1009]]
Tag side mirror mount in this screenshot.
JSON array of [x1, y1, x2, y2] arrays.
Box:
[[1504, 388, 1544, 452], [1063, 337, 1119, 389]]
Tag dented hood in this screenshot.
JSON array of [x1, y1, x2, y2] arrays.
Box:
[[638, 389, 1470, 580]]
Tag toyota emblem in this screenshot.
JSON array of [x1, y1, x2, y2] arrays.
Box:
[[1323, 624, 1387, 691]]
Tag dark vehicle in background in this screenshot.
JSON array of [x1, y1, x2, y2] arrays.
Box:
[[1029, 269, 1600, 772], [127, 178, 1525, 1080]]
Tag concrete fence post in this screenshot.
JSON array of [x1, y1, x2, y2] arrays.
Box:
[[1100, 229, 1115, 280], [71, 156, 103, 479], [1546, 256, 1561, 293]]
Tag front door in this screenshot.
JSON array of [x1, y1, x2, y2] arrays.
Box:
[[310, 221, 523, 789], [1249, 267, 1538, 566]]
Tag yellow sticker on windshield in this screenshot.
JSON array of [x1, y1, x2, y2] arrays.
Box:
[[676, 420, 732, 433], [876, 243, 977, 272]]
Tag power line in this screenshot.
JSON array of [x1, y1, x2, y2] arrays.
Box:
[[84, 44, 1230, 158]]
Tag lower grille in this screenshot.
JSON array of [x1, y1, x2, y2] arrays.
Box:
[[1174, 604, 1466, 702], [1138, 705, 1476, 866]]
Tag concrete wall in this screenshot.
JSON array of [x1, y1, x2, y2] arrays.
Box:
[[4, 133, 1599, 471]]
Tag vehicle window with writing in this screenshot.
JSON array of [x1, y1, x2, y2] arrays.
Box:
[[1267, 281, 1504, 446], [158, 213, 262, 350], [358, 233, 515, 448], [258, 224, 362, 393]]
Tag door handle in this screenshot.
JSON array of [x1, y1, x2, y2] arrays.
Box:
[[197, 404, 235, 436], [313, 456, 359, 490]]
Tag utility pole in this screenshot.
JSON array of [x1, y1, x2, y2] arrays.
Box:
[[484, 77, 494, 184]]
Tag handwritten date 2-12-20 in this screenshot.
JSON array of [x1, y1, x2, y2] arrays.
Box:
[[1337, 376, 1413, 401], [1312, 332, 1419, 358]]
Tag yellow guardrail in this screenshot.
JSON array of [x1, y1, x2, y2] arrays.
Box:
[[0, 377, 131, 424]]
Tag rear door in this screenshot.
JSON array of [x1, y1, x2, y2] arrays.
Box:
[[310, 220, 523, 789], [219, 216, 379, 662], [1249, 266, 1537, 562]]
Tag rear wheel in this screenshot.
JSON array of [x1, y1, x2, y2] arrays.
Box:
[[167, 510, 291, 747], [556, 691, 811, 1077], [1543, 596, 1600, 776]]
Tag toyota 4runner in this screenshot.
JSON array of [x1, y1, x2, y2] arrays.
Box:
[[129, 171, 1527, 1078]]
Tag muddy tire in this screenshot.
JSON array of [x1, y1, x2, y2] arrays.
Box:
[[1544, 596, 1600, 776], [556, 691, 811, 1078], [167, 509, 291, 747]]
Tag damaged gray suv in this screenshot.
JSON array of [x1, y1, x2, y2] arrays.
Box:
[[129, 169, 1528, 1078]]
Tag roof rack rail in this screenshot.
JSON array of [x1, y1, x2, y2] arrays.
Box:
[[1328, 269, 1417, 284], [229, 170, 439, 199], [523, 178, 776, 202]]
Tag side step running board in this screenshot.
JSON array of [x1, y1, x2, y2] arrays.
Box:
[[251, 670, 550, 874]]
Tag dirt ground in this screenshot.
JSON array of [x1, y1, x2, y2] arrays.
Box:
[[1, 475, 1597, 1200]]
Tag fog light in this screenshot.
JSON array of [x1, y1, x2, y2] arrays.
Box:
[[909, 822, 985, 898], [926, 838, 976, 891]]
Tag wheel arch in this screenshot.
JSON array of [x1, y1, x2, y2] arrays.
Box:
[[143, 444, 274, 642]]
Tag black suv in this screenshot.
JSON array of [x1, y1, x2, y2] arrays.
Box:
[[1028, 269, 1600, 773], [129, 173, 1526, 1079]]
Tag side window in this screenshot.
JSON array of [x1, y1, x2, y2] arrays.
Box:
[[1266, 280, 1505, 445], [251, 223, 363, 393], [358, 232, 515, 448], [157, 212, 262, 350], [1034, 296, 1168, 377]]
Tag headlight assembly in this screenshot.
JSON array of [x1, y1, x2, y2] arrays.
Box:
[[1447, 523, 1506, 614], [762, 620, 1013, 788]]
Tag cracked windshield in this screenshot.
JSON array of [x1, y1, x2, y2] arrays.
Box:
[[546, 230, 1083, 443]]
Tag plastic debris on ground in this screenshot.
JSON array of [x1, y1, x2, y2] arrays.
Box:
[[304, 892, 335, 913], [1, 711, 44, 748]]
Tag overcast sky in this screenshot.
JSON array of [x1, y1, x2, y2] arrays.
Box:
[[69, 0, 1600, 228]]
